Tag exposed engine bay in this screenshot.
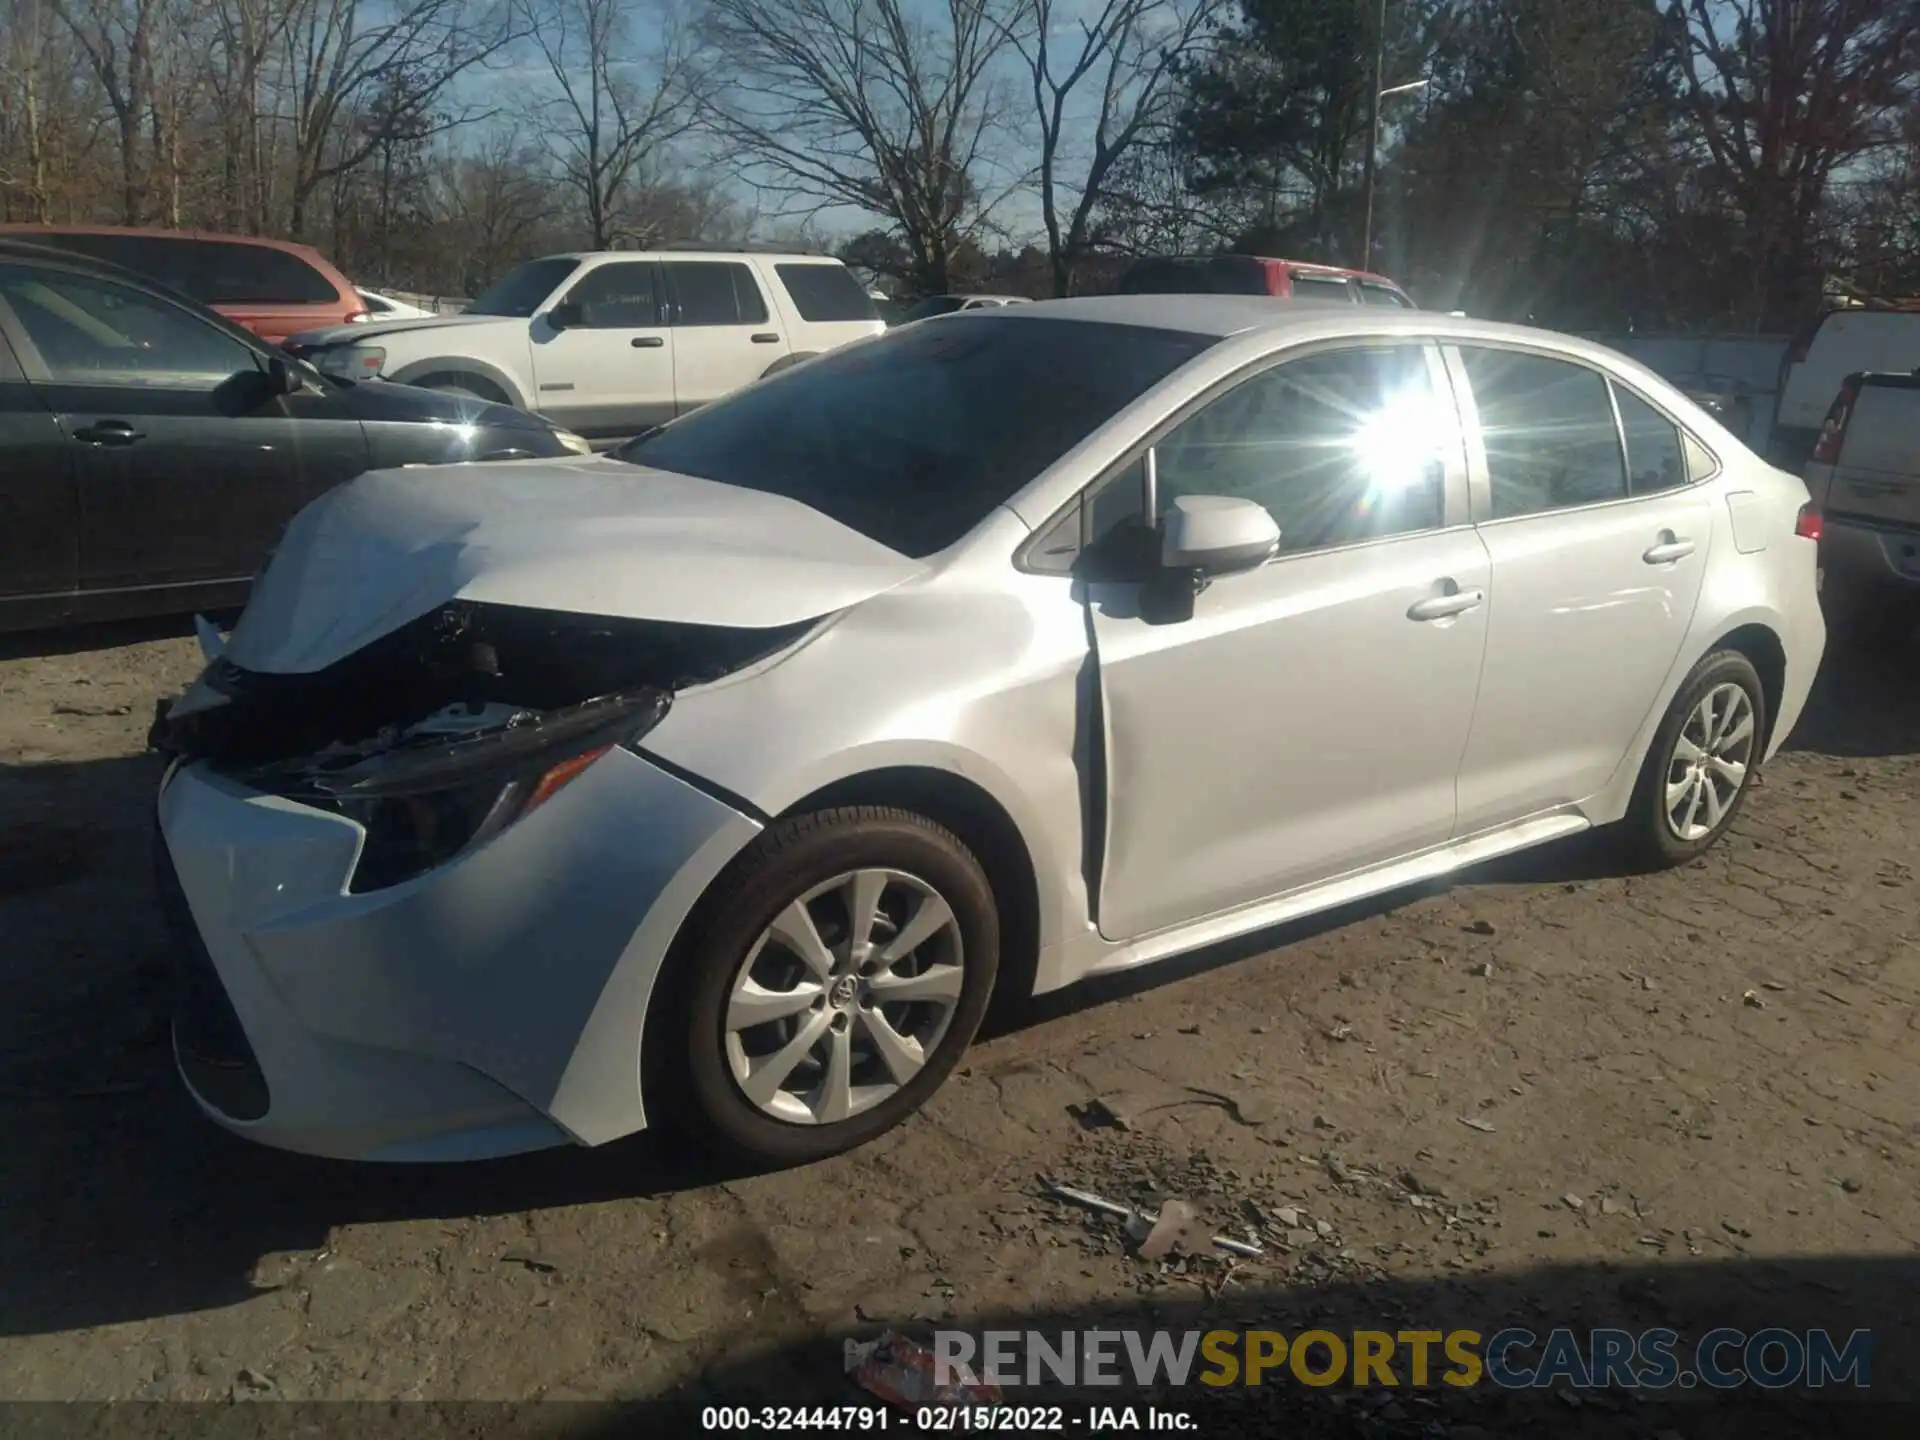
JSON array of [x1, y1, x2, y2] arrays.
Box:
[[151, 600, 816, 892], [152, 600, 816, 769]]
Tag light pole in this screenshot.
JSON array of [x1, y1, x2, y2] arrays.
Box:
[[1359, 0, 1430, 270]]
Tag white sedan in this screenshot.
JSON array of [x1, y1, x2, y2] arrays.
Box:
[[352, 287, 436, 321], [152, 298, 1824, 1165]]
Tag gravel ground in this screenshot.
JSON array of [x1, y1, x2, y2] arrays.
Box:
[[1, 614, 1916, 1438]]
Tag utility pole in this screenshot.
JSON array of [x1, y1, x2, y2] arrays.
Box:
[[1360, 0, 1385, 268]]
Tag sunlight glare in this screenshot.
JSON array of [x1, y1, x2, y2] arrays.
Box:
[[1349, 390, 1451, 495]]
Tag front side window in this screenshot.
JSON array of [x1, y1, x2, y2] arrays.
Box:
[[616, 316, 1213, 557], [0, 263, 258, 387], [467, 257, 579, 317], [1613, 386, 1689, 495], [564, 262, 661, 328], [1459, 348, 1627, 518], [667, 261, 769, 326], [1141, 343, 1453, 554]]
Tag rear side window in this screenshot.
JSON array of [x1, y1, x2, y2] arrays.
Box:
[[666, 261, 769, 326], [1289, 274, 1356, 303], [1460, 347, 1626, 518], [775, 263, 879, 322], [564, 261, 662, 328], [1612, 386, 1689, 495], [1360, 283, 1413, 308]]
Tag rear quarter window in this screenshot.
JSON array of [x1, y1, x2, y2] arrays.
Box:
[[32, 234, 339, 305], [774, 263, 880, 322], [1290, 275, 1357, 303]]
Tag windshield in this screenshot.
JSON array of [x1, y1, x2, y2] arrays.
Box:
[[614, 315, 1214, 557], [901, 295, 967, 323], [466, 257, 579, 317]]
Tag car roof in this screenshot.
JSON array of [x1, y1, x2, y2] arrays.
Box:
[[979, 294, 1652, 365], [1120, 253, 1405, 289], [0, 222, 332, 260], [545, 249, 843, 263]]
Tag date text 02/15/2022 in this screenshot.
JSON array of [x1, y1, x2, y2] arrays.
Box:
[[699, 1406, 1198, 1432]]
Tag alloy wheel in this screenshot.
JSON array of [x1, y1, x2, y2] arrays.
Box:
[[724, 868, 966, 1125], [1664, 681, 1757, 842]]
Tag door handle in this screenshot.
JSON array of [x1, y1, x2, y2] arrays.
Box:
[[630, 335, 665, 349], [750, 332, 780, 344], [73, 420, 144, 446], [1408, 587, 1485, 621], [1643, 534, 1696, 564]]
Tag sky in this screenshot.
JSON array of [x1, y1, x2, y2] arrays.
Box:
[[457, 1, 1128, 249]]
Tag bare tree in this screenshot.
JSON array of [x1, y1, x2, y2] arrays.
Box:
[[50, 0, 169, 221], [276, 0, 521, 238], [698, 0, 1023, 294], [1007, 0, 1222, 295], [0, 0, 78, 219], [1662, 0, 1920, 327], [517, 0, 700, 248]]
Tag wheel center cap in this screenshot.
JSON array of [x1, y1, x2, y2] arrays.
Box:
[[830, 976, 860, 1009]]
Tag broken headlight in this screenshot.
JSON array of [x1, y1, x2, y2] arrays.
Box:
[[304, 688, 670, 893]]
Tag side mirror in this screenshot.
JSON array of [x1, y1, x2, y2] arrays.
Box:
[[547, 300, 582, 332], [1159, 494, 1280, 574], [266, 354, 305, 394], [1138, 495, 1279, 625]]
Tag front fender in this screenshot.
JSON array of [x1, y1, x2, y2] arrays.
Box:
[[388, 354, 532, 410]]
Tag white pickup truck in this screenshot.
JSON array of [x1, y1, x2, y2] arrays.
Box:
[[1803, 368, 1920, 637], [285, 249, 885, 442]]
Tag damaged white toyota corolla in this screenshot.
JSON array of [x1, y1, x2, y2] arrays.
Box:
[[152, 297, 1825, 1164]]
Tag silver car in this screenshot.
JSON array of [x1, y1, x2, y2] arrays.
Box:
[[153, 298, 1826, 1165]]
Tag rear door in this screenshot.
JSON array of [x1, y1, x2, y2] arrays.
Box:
[[529, 259, 676, 437], [1447, 345, 1714, 833], [663, 259, 786, 411], [0, 260, 364, 592], [0, 321, 76, 606]]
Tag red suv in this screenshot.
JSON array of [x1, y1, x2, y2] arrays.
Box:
[[0, 225, 365, 341], [1117, 254, 1416, 308]]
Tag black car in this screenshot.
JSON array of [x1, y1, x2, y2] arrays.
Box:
[[0, 239, 587, 633]]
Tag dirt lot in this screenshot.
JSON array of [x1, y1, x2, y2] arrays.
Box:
[[1, 616, 1916, 1436]]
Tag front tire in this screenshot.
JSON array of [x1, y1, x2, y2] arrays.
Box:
[[652, 806, 999, 1166], [1623, 651, 1767, 870]]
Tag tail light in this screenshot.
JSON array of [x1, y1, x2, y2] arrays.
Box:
[[1809, 378, 1859, 464], [1794, 505, 1823, 541]]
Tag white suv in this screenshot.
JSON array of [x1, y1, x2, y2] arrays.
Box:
[[286, 250, 884, 440]]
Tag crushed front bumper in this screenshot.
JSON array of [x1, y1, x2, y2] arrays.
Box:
[[154, 746, 760, 1161]]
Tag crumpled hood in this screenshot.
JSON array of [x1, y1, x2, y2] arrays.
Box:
[[222, 457, 925, 674]]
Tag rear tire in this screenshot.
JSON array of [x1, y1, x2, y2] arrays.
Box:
[[650, 806, 999, 1167], [1622, 651, 1767, 870]]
